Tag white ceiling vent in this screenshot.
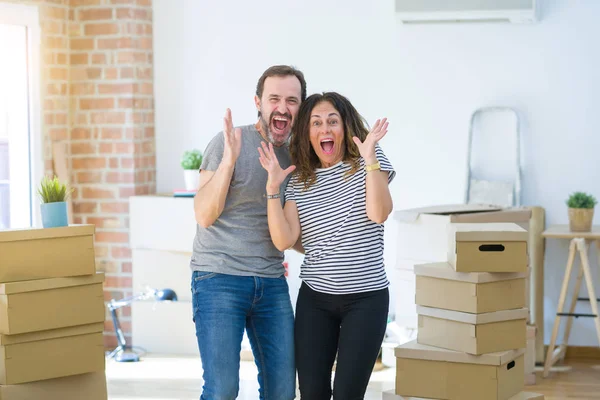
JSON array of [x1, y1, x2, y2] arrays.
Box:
[[396, 0, 539, 24]]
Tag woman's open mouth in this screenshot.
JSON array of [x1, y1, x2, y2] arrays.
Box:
[[320, 139, 334, 155]]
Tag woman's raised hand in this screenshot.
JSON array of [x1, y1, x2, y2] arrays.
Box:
[[352, 118, 389, 163], [258, 141, 296, 194]]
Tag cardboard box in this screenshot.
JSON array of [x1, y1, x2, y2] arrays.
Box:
[[0, 371, 107, 400], [0, 225, 96, 283], [415, 262, 527, 314], [0, 323, 105, 385], [525, 325, 536, 375], [382, 390, 432, 399], [448, 223, 529, 273], [395, 340, 524, 400], [394, 205, 530, 262], [416, 306, 528, 355], [382, 390, 543, 400], [0, 273, 105, 335]]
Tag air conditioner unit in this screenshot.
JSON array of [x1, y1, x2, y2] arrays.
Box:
[[396, 0, 539, 24]]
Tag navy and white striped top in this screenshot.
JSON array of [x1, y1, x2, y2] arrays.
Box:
[[285, 146, 395, 295]]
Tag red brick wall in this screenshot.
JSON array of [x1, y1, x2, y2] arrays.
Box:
[[69, 0, 156, 348], [10, 0, 155, 348]]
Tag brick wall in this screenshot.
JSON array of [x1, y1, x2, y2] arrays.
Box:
[[8, 0, 156, 348], [69, 0, 155, 349]]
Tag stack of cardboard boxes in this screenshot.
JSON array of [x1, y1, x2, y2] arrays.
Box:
[[0, 225, 107, 399], [391, 205, 538, 384], [384, 223, 542, 400]]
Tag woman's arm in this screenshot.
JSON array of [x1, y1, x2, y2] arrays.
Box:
[[364, 157, 393, 224], [353, 118, 393, 224], [258, 141, 300, 251], [266, 197, 301, 252]]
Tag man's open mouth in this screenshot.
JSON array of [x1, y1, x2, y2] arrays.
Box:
[[271, 116, 290, 133]]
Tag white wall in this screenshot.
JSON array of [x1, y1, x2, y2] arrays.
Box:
[[153, 0, 600, 345]]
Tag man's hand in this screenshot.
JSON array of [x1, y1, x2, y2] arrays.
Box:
[[222, 108, 242, 167]]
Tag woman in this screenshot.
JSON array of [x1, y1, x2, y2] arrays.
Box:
[[258, 91, 395, 399]]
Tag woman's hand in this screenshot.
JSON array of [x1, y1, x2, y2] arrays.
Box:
[[258, 141, 296, 194], [352, 118, 388, 165]]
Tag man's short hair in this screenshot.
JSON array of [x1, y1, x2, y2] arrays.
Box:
[[256, 65, 307, 103]]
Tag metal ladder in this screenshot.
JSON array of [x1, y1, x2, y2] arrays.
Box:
[[464, 107, 522, 207]]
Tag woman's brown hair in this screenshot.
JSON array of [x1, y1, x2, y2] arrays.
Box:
[[290, 92, 370, 190]]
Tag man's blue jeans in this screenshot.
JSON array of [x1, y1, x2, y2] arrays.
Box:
[[191, 270, 296, 400]]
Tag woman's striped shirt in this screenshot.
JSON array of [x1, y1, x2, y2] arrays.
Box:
[[285, 146, 395, 295]]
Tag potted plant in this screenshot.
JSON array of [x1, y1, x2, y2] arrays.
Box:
[[566, 191, 597, 232], [181, 149, 202, 191], [37, 175, 73, 228]]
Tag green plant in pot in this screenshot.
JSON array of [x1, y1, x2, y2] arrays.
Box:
[[566, 192, 597, 232], [38, 176, 73, 228], [181, 149, 202, 191]]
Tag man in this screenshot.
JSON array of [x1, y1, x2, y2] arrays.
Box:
[[190, 65, 306, 400]]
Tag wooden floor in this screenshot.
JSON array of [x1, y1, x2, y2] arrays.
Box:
[[531, 360, 600, 399], [105, 355, 600, 399]]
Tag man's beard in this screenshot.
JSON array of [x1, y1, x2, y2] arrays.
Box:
[[259, 111, 292, 146]]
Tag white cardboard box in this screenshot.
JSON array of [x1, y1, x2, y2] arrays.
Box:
[[131, 300, 198, 355], [394, 205, 530, 262], [132, 248, 192, 302], [129, 195, 195, 253], [395, 269, 417, 328]]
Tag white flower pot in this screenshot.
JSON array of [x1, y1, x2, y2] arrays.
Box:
[[183, 169, 200, 191]]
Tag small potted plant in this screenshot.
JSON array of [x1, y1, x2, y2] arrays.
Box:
[[181, 149, 203, 191], [566, 191, 597, 232], [37, 175, 73, 228]]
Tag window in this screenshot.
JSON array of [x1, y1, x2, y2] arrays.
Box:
[[0, 4, 42, 229]]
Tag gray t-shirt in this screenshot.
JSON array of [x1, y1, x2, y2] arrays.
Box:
[[190, 124, 291, 278]]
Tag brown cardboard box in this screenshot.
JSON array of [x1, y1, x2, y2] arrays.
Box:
[[0, 371, 107, 400], [395, 340, 524, 400], [525, 325, 536, 385], [0, 323, 105, 385], [0, 225, 96, 283], [415, 262, 527, 314], [448, 223, 529, 272], [395, 205, 531, 262], [382, 390, 544, 400], [0, 273, 105, 335], [416, 306, 528, 355]]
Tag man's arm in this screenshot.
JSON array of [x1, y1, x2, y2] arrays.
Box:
[[194, 108, 242, 228], [193, 162, 235, 228]]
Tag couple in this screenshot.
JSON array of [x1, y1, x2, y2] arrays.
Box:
[[190, 65, 395, 400]]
